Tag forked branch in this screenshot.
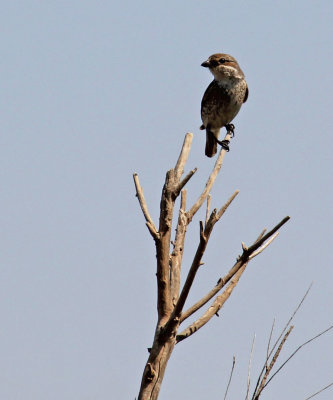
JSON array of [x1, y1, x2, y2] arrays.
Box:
[[163, 191, 240, 337], [186, 131, 232, 223], [134, 133, 291, 400], [176, 263, 248, 342], [179, 217, 288, 326]]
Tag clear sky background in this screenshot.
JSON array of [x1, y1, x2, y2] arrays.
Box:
[[1, 1, 332, 399]]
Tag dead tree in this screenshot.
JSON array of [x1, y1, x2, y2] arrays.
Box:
[[133, 132, 290, 400]]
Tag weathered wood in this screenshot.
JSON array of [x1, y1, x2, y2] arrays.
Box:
[[134, 133, 290, 400]]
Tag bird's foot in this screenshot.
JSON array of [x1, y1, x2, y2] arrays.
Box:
[[215, 138, 230, 152], [225, 123, 235, 137]]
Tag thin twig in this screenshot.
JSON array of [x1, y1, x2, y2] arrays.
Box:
[[205, 194, 211, 227], [179, 260, 245, 324], [254, 326, 293, 399], [133, 173, 159, 240], [177, 264, 248, 342], [224, 356, 236, 400], [249, 232, 279, 259], [268, 283, 313, 360], [305, 382, 333, 400], [264, 324, 333, 389], [246, 334, 256, 400], [243, 216, 290, 259], [186, 131, 231, 223], [266, 318, 276, 369], [253, 283, 313, 397], [180, 215, 283, 324], [176, 168, 197, 195], [254, 229, 267, 244], [216, 190, 239, 219]]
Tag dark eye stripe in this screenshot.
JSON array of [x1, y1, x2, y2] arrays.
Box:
[[219, 58, 234, 64], [210, 59, 219, 67]]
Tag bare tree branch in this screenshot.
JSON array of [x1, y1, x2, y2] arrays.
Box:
[[253, 284, 313, 398], [205, 194, 211, 227], [176, 264, 248, 342], [268, 283, 312, 361], [137, 134, 197, 400], [251, 310, 333, 400], [180, 261, 244, 324], [224, 356, 236, 400], [253, 326, 294, 400], [217, 190, 240, 219], [180, 216, 286, 324], [254, 229, 267, 244], [133, 173, 159, 241], [155, 170, 175, 320], [264, 324, 333, 390], [305, 382, 333, 400], [242, 216, 290, 259], [246, 334, 256, 400], [170, 189, 187, 305], [136, 133, 291, 400], [155, 133, 200, 322], [266, 318, 276, 370], [163, 220, 212, 337], [176, 168, 197, 196], [174, 132, 194, 180], [186, 131, 232, 223], [177, 217, 290, 343], [249, 232, 279, 259], [164, 190, 240, 337]]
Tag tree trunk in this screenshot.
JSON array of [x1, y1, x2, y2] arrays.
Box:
[[138, 330, 176, 400]]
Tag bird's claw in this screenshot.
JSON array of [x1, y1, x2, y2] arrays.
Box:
[[226, 123, 235, 137], [215, 139, 230, 152], [214, 123, 235, 151]]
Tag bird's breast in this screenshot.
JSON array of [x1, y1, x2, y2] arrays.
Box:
[[201, 78, 247, 128]]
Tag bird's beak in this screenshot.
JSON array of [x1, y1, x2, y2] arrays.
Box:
[[201, 60, 210, 68]]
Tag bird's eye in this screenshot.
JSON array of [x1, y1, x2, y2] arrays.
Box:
[[219, 58, 226, 64]]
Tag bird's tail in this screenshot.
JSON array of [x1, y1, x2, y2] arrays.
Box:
[[205, 128, 220, 157]]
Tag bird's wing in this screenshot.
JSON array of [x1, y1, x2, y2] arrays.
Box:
[[201, 80, 228, 123]]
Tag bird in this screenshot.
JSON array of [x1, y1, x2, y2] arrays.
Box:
[[200, 53, 248, 157]]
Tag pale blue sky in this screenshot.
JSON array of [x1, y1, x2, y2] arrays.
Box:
[[1, 1, 333, 399]]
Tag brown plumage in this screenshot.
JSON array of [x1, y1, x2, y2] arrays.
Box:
[[200, 53, 248, 157]]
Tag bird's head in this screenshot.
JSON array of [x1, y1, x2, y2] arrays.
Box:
[[201, 53, 244, 81]]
